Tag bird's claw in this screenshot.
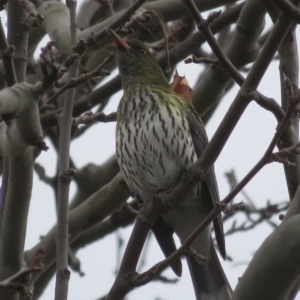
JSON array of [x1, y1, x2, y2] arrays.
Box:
[[153, 190, 174, 212]]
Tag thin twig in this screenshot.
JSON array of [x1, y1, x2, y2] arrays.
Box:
[[39, 41, 79, 91], [40, 53, 115, 111], [73, 111, 116, 127], [224, 169, 256, 210], [224, 201, 288, 237], [182, 0, 244, 86], [68, 248, 84, 277], [72, 111, 116, 136], [85, 0, 148, 48], [34, 163, 55, 187], [184, 55, 219, 65], [0, 249, 44, 299], [54, 0, 78, 299], [271, 142, 300, 166]]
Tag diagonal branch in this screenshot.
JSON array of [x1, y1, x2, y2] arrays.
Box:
[[183, 0, 244, 85], [271, 0, 300, 22]]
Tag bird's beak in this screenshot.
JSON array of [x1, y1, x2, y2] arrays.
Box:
[[107, 28, 131, 50]]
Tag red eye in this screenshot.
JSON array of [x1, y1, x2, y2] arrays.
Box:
[[139, 48, 147, 55]]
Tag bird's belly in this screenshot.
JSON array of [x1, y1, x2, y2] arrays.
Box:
[[116, 108, 197, 202], [116, 94, 212, 256], [116, 115, 211, 254]]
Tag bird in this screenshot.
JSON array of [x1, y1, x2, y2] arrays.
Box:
[[107, 28, 232, 300]]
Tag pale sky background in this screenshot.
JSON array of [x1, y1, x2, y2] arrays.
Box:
[[1, 4, 299, 300]]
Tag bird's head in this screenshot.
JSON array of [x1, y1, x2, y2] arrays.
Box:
[[107, 29, 169, 89]]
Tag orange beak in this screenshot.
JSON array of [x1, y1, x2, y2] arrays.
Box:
[[107, 28, 131, 50]]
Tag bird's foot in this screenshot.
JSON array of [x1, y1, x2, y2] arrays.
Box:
[[181, 167, 206, 182], [153, 166, 201, 212], [152, 190, 173, 212], [151, 170, 181, 210]]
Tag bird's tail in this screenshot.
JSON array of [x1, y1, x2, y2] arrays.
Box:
[[186, 241, 232, 300]]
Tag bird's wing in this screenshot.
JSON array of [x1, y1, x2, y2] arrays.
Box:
[[186, 108, 226, 259]]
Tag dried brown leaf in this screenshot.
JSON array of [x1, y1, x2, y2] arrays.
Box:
[[170, 70, 193, 106]]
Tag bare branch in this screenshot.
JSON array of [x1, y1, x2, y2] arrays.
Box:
[[14, 0, 44, 27], [72, 111, 116, 136], [54, 0, 78, 298], [84, 0, 148, 48], [184, 55, 219, 66], [182, 0, 244, 85], [271, 0, 300, 22], [41, 52, 114, 110], [39, 41, 78, 91], [271, 142, 300, 166], [34, 163, 55, 187], [0, 248, 44, 299], [0, 20, 16, 86]]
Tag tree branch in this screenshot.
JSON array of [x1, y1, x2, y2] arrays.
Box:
[[54, 0, 78, 299], [0, 20, 16, 87]]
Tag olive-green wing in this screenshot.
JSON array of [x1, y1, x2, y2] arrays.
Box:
[[186, 108, 226, 259]]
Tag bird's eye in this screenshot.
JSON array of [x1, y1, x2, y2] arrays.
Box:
[[139, 48, 147, 55]]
